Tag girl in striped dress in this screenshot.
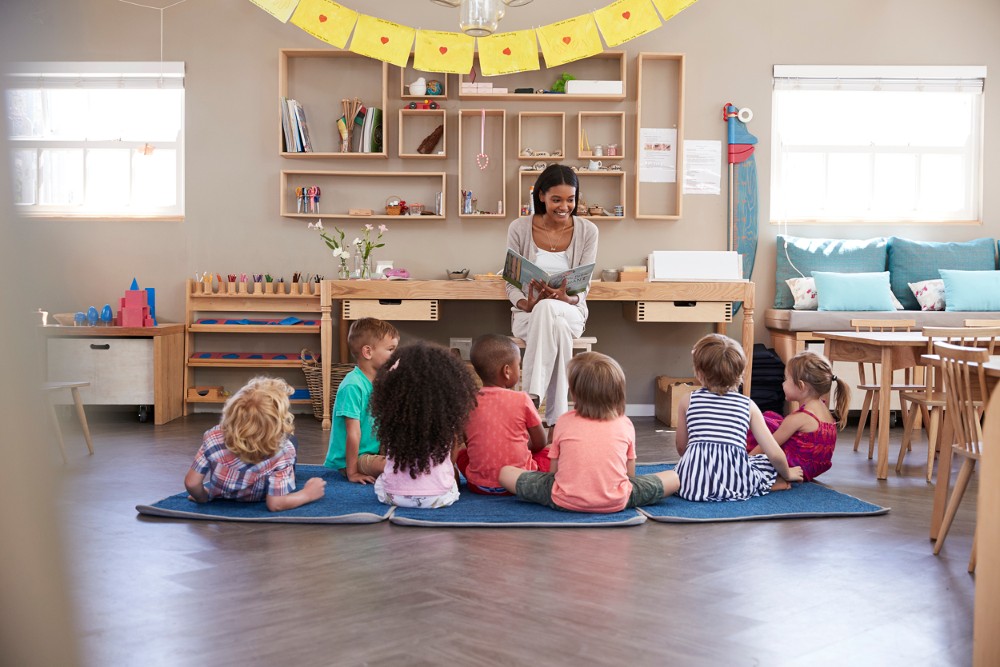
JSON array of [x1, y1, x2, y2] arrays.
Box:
[[664, 334, 803, 502]]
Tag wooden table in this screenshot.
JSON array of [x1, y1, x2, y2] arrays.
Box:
[[319, 279, 756, 429], [814, 330, 930, 480]]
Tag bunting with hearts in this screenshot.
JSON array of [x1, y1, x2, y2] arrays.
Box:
[[594, 0, 662, 47], [536, 14, 604, 69], [651, 0, 699, 22], [250, 0, 299, 23], [291, 0, 358, 49], [349, 14, 415, 67], [413, 29, 475, 74], [477, 30, 540, 76]]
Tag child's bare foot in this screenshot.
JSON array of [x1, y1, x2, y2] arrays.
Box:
[[770, 478, 792, 491]]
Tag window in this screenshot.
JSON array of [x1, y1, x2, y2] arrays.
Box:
[[771, 65, 985, 225], [4, 61, 184, 220]]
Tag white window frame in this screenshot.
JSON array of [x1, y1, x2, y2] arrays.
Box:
[[5, 61, 185, 221], [771, 64, 985, 225]]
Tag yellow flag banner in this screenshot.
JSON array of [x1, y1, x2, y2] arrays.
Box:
[[652, 0, 699, 21], [477, 30, 540, 76], [349, 14, 414, 68], [291, 0, 357, 48], [249, 0, 299, 23], [594, 0, 662, 47], [536, 14, 604, 69], [413, 30, 475, 75]]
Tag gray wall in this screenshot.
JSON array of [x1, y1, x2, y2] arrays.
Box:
[[6, 0, 1000, 407]]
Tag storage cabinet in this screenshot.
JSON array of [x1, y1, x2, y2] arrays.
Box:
[[42, 324, 185, 425], [183, 280, 323, 414]]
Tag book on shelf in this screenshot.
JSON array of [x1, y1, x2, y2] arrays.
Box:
[[502, 248, 595, 296], [358, 107, 383, 153], [292, 100, 313, 152], [280, 96, 294, 152], [279, 97, 312, 152]]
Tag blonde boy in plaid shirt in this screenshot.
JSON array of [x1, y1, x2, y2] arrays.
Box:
[[185, 377, 326, 512]]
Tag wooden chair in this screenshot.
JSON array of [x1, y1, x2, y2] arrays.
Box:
[[965, 319, 1000, 328], [42, 381, 95, 464], [850, 319, 920, 457], [932, 341, 991, 572], [899, 327, 1000, 481]]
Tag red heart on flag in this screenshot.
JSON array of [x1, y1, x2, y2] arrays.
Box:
[[318, 14, 327, 22], [622, 11, 631, 19], [562, 36, 572, 45], [502, 47, 512, 55], [439, 46, 448, 55], [380, 36, 389, 45]]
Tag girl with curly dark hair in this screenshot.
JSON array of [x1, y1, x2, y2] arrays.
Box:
[[369, 341, 479, 508]]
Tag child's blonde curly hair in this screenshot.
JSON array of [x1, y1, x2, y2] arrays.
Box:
[[220, 376, 294, 464]]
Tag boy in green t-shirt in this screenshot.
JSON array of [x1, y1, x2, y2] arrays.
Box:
[[323, 317, 400, 483]]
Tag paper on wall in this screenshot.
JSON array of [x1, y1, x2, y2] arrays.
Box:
[[683, 139, 721, 195], [639, 128, 676, 183]]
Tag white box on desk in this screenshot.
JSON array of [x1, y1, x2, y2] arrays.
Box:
[[648, 251, 743, 282], [564, 80, 623, 95]]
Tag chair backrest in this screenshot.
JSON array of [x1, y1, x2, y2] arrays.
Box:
[[965, 319, 1000, 328], [851, 318, 916, 332], [922, 326, 1000, 355], [935, 340, 991, 457]]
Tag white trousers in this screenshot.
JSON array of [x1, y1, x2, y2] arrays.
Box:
[[511, 299, 586, 424]]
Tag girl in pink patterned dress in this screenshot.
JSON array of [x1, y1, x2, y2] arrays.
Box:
[[746, 350, 851, 481]]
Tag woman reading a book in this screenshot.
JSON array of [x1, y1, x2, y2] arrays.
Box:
[[505, 164, 599, 428]]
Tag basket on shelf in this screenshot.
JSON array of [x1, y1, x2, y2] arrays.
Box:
[[300, 348, 354, 422]]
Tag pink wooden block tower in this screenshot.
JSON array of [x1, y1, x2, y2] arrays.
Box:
[[116, 278, 155, 327]]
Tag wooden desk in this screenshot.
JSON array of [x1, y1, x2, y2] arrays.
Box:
[[319, 279, 755, 429], [815, 331, 930, 480], [40, 324, 185, 425]]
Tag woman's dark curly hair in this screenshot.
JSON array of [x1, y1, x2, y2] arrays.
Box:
[[369, 341, 479, 479]]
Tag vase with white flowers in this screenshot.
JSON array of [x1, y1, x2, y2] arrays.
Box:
[[352, 223, 387, 280], [309, 219, 351, 279]]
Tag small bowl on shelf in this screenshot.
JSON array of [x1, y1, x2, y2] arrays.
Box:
[[446, 268, 470, 281]]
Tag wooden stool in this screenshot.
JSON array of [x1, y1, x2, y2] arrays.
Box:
[[42, 381, 95, 464], [510, 336, 597, 354]]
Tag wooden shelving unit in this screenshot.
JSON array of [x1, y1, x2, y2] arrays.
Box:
[[459, 52, 626, 101], [280, 170, 447, 220], [183, 280, 323, 413], [634, 52, 685, 220], [398, 108, 447, 159], [457, 109, 506, 218], [279, 49, 388, 159], [517, 168, 626, 219], [577, 111, 626, 160], [517, 111, 565, 161]]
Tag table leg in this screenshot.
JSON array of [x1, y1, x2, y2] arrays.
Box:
[[46, 400, 68, 465], [70, 387, 94, 455], [876, 346, 894, 479]]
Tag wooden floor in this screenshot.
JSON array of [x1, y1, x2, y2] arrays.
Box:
[[52, 410, 976, 666]]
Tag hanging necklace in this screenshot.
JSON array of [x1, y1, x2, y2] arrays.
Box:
[[535, 220, 568, 251]]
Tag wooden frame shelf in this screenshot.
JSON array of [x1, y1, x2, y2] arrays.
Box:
[[578, 111, 626, 160], [398, 108, 447, 159], [457, 109, 506, 218], [517, 168, 626, 219], [187, 324, 321, 334], [459, 52, 626, 101], [398, 62, 448, 99], [280, 170, 447, 220], [279, 49, 388, 158], [634, 52, 685, 220], [517, 111, 565, 161]]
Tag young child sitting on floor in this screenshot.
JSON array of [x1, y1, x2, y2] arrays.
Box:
[[184, 377, 325, 512], [369, 342, 479, 509], [455, 334, 549, 495], [746, 349, 850, 481], [661, 334, 803, 502], [323, 317, 399, 484], [498, 352, 675, 513]]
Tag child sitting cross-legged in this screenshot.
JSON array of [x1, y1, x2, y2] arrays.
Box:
[[498, 352, 676, 513], [369, 342, 479, 509], [455, 334, 549, 495], [184, 376, 326, 512]]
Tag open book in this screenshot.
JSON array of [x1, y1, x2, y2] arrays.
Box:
[[503, 249, 595, 296]]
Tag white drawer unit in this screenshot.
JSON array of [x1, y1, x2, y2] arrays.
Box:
[[47, 337, 155, 405]]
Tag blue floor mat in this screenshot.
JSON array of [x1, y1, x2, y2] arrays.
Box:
[[136, 465, 392, 524]]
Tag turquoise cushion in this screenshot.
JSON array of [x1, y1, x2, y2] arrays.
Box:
[[940, 269, 1000, 311], [887, 237, 997, 310], [812, 271, 895, 311], [774, 235, 887, 309]]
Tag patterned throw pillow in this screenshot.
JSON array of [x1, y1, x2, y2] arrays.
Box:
[[908, 279, 946, 311], [788, 275, 904, 311]]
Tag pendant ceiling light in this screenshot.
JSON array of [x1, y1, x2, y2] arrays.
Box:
[[430, 0, 533, 36]]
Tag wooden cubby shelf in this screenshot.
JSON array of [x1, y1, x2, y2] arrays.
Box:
[[457, 109, 506, 218], [280, 170, 447, 220], [398, 108, 447, 159], [634, 52, 685, 220], [517, 168, 626, 219], [279, 49, 388, 159], [518, 111, 565, 161], [459, 52, 626, 101], [577, 111, 626, 160]]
